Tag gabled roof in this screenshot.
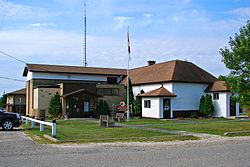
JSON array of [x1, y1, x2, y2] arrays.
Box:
[[138, 86, 176, 97], [122, 60, 217, 85], [23, 64, 127, 77], [7, 88, 26, 95], [205, 81, 231, 92]]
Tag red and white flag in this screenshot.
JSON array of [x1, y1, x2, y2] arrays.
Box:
[[127, 27, 131, 55]]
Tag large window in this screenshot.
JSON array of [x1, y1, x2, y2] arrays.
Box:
[[97, 88, 119, 96], [213, 93, 219, 100], [144, 100, 151, 108]]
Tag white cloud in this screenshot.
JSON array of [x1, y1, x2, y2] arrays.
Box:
[[113, 16, 135, 30], [171, 16, 183, 22], [228, 7, 250, 18]]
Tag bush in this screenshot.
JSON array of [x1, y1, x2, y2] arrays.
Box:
[[48, 92, 61, 118], [95, 100, 110, 117], [133, 97, 142, 116], [199, 94, 214, 117]]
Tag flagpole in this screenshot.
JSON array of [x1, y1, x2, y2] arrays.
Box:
[[127, 26, 131, 121]]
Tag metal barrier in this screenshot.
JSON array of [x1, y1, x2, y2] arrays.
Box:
[[21, 116, 56, 137]]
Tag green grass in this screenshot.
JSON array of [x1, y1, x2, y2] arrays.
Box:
[[22, 120, 198, 144], [122, 118, 250, 136]]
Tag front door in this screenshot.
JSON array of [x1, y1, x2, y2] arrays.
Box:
[[230, 98, 236, 116], [163, 99, 171, 119]]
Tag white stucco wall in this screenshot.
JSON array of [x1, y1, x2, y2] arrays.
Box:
[[133, 83, 173, 97], [210, 92, 240, 117], [172, 83, 208, 111], [142, 97, 160, 118]]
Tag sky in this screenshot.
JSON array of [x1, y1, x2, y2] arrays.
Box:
[[0, 0, 249, 95]]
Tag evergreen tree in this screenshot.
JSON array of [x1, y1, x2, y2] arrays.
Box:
[[48, 92, 61, 118], [95, 100, 110, 117], [126, 78, 135, 113], [199, 94, 214, 117], [198, 95, 205, 116], [0, 93, 7, 108], [133, 97, 142, 116]]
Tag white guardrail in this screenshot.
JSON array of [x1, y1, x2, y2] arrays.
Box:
[[21, 116, 56, 137]]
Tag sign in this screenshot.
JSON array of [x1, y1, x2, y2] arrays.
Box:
[[114, 101, 127, 111]]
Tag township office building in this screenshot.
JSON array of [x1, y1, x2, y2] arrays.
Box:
[[23, 60, 240, 119]]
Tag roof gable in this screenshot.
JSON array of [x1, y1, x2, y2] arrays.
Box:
[[138, 86, 176, 97], [205, 81, 231, 92], [7, 88, 26, 95]]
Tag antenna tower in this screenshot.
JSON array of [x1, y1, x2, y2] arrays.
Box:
[[83, 0, 87, 67]]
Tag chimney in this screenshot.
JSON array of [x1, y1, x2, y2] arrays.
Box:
[[147, 60, 156, 66]]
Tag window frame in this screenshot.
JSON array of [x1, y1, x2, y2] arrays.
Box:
[[144, 100, 151, 108], [213, 93, 219, 100]]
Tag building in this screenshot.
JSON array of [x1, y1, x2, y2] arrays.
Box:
[[122, 60, 240, 118], [6, 88, 26, 115], [23, 64, 126, 118], [22, 60, 240, 118]]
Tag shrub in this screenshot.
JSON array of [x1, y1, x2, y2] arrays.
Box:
[[48, 92, 61, 118], [133, 97, 142, 116], [199, 94, 214, 117], [95, 100, 110, 117]]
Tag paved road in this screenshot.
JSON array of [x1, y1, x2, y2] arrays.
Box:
[[1, 130, 250, 167]]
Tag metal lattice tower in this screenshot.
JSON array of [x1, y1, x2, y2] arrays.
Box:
[[83, 0, 87, 67]]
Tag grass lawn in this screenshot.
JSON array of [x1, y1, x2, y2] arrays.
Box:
[[22, 120, 197, 144], [123, 118, 250, 136]]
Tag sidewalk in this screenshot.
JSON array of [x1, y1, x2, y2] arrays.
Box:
[[77, 118, 219, 139]]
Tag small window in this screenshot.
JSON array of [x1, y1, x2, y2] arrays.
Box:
[[107, 77, 118, 84], [112, 88, 119, 96], [104, 88, 112, 95], [213, 93, 219, 100], [144, 100, 151, 108]]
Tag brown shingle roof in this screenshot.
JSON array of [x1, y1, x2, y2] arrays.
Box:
[[122, 60, 217, 85], [205, 81, 231, 92], [23, 64, 127, 76], [7, 88, 26, 95], [138, 86, 176, 97]]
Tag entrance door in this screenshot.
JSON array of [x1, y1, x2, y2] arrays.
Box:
[[230, 98, 236, 116], [163, 99, 171, 119]]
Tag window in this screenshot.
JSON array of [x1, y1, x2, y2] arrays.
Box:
[[104, 88, 112, 95], [107, 77, 118, 84], [213, 93, 219, 100], [97, 88, 119, 96], [144, 100, 151, 108]]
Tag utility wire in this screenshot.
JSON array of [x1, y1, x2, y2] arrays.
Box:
[[0, 50, 27, 64], [0, 76, 25, 82], [0, 0, 8, 31]]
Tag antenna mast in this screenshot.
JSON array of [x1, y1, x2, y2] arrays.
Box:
[[83, 0, 87, 67]]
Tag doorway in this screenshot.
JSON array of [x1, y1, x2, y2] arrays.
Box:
[[163, 99, 171, 119], [230, 97, 236, 116]]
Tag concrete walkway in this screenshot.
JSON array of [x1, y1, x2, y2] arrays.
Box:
[[115, 123, 219, 138], [77, 118, 219, 139]]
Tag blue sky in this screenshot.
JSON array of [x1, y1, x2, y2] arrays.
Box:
[[0, 0, 249, 94]]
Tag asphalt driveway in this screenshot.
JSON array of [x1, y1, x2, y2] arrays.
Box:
[[1, 129, 250, 167]]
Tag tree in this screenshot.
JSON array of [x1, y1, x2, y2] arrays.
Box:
[[199, 94, 214, 117], [48, 92, 61, 118], [220, 20, 250, 108], [95, 100, 110, 117], [133, 97, 142, 116], [0, 93, 7, 108], [126, 78, 135, 113]]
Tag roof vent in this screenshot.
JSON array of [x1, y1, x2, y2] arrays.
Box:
[[147, 60, 156, 66]]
